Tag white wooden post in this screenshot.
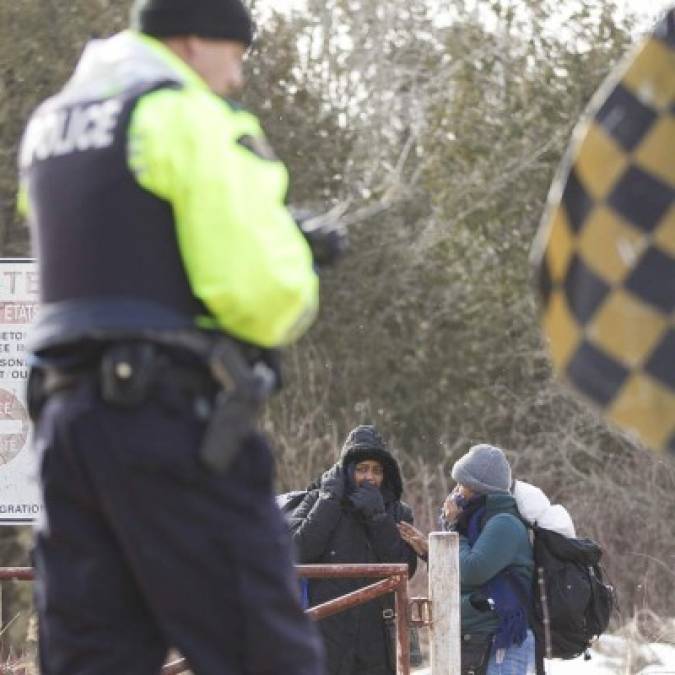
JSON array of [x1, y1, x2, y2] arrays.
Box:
[[429, 532, 460, 675]]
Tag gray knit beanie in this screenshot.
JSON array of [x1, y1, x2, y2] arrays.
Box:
[[451, 444, 512, 494]]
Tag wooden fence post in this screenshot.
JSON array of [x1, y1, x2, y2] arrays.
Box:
[[429, 532, 460, 675]]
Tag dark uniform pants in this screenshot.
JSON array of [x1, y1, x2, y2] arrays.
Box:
[[32, 378, 324, 675]]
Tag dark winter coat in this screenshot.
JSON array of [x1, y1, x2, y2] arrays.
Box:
[[288, 444, 417, 675]]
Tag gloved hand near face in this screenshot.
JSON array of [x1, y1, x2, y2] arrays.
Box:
[[349, 482, 385, 518], [320, 464, 345, 500]]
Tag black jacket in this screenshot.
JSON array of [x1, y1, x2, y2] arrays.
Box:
[[288, 444, 417, 675]]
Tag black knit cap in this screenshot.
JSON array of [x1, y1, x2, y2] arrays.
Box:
[[131, 0, 254, 46]]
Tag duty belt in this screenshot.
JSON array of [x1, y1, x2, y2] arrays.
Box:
[[28, 337, 276, 474]]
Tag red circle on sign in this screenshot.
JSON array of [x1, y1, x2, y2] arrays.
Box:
[[0, 389, 29, 466]]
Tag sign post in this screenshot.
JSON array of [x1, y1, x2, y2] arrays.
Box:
[[429, 532, 461, 674]]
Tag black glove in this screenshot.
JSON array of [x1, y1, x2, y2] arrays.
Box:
[[469, 592, 495, 613], [349, 483, 385, 518], [320, 464, 345, 500], [290, 208, 348, 267]]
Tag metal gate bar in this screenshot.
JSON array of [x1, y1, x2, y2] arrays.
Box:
[[161, 659, 189, 675], [0, 568, 33, 581], [296, 563, 409, 578], [0, 564, 413, 675], [297, 563, 410, 675], [304, 576, 400, 621]]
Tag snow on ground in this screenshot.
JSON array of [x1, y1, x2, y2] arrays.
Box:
[[546, 635, 675, 674], [413, 635, 675, 674]]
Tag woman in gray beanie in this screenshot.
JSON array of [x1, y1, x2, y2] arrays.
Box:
[[399, 444, 535, 675]]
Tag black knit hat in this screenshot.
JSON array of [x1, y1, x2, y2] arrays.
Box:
[[342, 425, 386, 454], [131, 0, 254, 46]]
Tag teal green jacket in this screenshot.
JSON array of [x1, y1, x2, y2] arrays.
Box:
[[19, 31, 318, 348], [458, 494, 533, 635]]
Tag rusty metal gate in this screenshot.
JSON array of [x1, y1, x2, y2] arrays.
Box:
[[0, 563, 423, 675]]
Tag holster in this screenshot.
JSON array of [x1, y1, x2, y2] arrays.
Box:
[[198, 340, 276, 473]]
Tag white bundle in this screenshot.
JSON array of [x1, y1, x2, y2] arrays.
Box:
[[512, 480, 576, 538]]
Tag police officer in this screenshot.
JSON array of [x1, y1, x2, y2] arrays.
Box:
[[18, 0, 327, 673]]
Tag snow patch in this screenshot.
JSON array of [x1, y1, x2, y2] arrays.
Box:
[[412, 635, 675, 674]]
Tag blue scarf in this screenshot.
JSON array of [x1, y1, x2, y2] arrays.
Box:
[[467, 504, 529, 650]]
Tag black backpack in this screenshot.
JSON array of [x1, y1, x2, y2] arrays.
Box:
[[276, 490, 308, 515], [276, 491, 311, 607], [518, 525, 616, 674]]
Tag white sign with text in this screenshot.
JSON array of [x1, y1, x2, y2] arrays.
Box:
[[0, 259, 40, 523]]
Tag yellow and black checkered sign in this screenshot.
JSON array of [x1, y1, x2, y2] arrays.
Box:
[[532, 8, 675, 454]]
